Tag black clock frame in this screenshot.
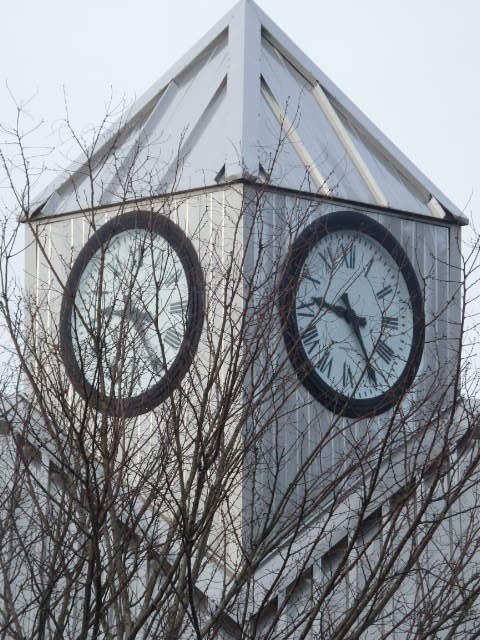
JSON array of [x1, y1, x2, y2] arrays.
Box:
[[279, 210, 425, 418], [60, 210, 205, 417]]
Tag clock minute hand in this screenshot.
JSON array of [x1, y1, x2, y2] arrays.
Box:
[[340, 293, 377, 386], [123, 305, 168, 368], [103, 304, 162, 368]]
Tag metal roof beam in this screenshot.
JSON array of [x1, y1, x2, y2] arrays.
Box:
[[312, 83, 388, 208], [225, 0, 261, 180], [427, 196, 446, 219], [255, 5, 465, 222], [261, 80, 331, 196]]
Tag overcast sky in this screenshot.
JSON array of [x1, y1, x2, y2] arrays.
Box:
[[1, 0, 479, 223]]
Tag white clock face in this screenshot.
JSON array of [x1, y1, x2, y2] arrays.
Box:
[[72, 228, 189, 399], [295, 228, 414, 400], [279, 211, 425, 417]]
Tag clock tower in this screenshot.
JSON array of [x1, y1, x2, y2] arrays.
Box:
[[20, 1, 468, 636]]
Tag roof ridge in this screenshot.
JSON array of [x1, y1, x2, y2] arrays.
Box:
[[29, 0, 465, 223]]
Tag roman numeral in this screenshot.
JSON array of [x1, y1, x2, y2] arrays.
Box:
[[170, 301, 185, 316], [377, 340, 394, 364], [163, 271, 178, 288], [376, 285, 393, 300], [341, 244, 356, 269], [318, 350, 333, 378], [343, 362, 354, 387], [297, 301, 315, 318], [302, 326, 319, 354], [164, 327, 182, 349], [382, 316, 399, 331], [302, 326, 318, 343], [364, 258, 374, 277], [318, 247, 335, 270], [112, 254, 123, 272]]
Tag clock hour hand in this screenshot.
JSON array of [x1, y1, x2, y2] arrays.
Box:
[[103, 304, 163, 368], [340, 293, 377, 386], [311, 297, 366, 328], [103, 303, 152, 329], [126, 305, 153, 327]]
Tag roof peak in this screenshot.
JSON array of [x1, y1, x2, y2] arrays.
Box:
[[32, 2, 465, 222]]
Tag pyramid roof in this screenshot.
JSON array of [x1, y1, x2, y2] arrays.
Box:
[[31, 0, 466, 223]]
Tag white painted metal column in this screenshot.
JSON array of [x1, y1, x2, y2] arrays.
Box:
[[225, 0, 261, 181]]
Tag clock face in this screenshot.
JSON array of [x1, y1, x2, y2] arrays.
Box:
[[60, 211, 204, 417], [279, 211, 425, 417]]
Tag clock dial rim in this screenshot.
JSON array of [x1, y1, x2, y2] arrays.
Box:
[[60, 210, 204, 417], [279, 210, 425, 418]]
